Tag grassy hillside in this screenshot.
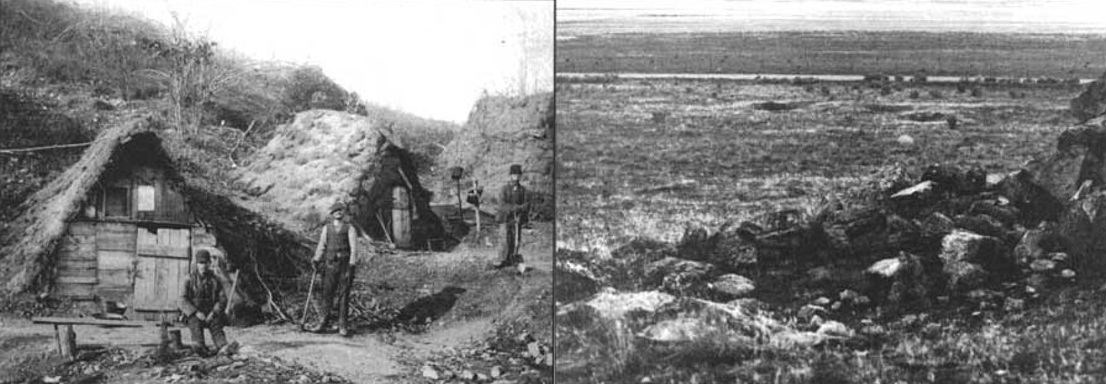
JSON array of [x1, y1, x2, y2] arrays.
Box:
[[0, 0, 456, 225]]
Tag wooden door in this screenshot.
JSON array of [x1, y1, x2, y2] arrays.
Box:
[[133, 227, 191, 311], [95, 222, 137, 303], [392, 186, 411, 248]]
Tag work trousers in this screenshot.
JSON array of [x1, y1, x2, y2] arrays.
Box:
[[187, 314, 227, 350], [314, 253, 353, 329], [500, 221, 521, 265]]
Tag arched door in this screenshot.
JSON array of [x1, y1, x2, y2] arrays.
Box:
[[392, 186, 412, 248]]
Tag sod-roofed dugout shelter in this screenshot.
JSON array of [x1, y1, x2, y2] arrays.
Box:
[[0, 117, 308, 320], [235, 110, 446, 250]]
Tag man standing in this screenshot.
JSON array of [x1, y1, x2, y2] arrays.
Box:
[[495, 164, 528, 269], [181, 250, 228, 356], [308, 201, 358, 336]]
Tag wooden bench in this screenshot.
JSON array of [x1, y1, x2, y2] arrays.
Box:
[[32, 317, 155, 359]]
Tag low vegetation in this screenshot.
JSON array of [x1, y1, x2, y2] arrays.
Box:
[[556, 73, 1096, 383]]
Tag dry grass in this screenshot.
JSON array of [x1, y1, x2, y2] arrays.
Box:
[[557, 79, 1078, 252], [556, 77, 1096, 383]]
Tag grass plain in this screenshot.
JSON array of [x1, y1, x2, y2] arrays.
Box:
[[556, 31, 1106, 79], [555, 31, 1106, 383]]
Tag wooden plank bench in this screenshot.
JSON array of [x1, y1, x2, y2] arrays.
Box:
[[32, 317, 161, 359]]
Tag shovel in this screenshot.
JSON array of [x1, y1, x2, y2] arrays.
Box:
[[299, 266, 318, 331]]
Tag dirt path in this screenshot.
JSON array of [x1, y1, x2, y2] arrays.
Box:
[[1, 233, 552, 384]]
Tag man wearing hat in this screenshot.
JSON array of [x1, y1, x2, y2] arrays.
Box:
[[180, 250, 228, 356], [495, 164, 528, 268], [308, 201, 358, 336]]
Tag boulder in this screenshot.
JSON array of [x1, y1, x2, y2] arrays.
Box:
[[678, 224, 759, 271], [1058, 191, 1106, 273], [797, 305, 827, 322], [939, 230, 1013, 275], [997, 170, 1065, 223], [969, 200, 1020, 226], [890, 181, 936, 200], [817, 321, 854, 338], [580, 289, 676, 320], [553, 251, 603, 303], [867, 257, 908, 278], [1029, 259, 1056, 272], [644, 257, 717, 295], [866, 252, 929, 307], [945, 261, 988, 294], [639, 317, 736, 343], [639, 297, 798, 346], [919, 212, 956, 238], [1071, 75, 1106, 122], [708, 274, 756, 300], [1022, 140, 1091, 205], [1013, 224, 1057, 266], [953, 214, 1007, 239]]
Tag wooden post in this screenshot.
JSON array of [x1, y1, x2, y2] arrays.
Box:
[[455, 179, 463, 219], [473, 180, 481, 239], [58, 325, 76, 360]]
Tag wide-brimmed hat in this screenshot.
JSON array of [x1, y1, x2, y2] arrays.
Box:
[[509, 164, 522, 175], [329, 201, 346, 213], [195, 250, 211, 263]]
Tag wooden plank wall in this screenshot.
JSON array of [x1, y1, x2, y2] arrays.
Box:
[[54, 222, 96, 299]]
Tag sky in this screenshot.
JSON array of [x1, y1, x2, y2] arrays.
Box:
[[558, 0, 1106, 35], [75, 0, 554, 124]]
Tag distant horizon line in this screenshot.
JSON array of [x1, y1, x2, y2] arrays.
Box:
[[556, 29, 1106, 37]]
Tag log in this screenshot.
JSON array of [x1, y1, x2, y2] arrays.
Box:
[[59, 325, 77, 360], [33, 317, 148, 327]]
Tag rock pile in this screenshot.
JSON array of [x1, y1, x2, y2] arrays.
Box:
[[671, 115, 1106, 314]]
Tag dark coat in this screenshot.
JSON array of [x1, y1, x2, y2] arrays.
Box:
[[180, 271, 227, 317]]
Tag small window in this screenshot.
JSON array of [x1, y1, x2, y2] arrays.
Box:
[[103, 187, 130, 217], [136, 185, 156, 212]]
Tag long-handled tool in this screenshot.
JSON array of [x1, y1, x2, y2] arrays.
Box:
[[514, 212, 522, 263], [224, 270, 240, 316], [299, 266, 318, 330]]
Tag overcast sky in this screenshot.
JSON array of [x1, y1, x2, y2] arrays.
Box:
[[558, 0, 1106, 35], [76, 0, 553, 124]]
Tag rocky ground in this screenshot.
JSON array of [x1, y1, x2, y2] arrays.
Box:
[[555, 77, 1106, 381]]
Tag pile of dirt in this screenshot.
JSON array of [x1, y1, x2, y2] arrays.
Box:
[[436, 93, 553, 221], [234, 109, 443, 245]]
